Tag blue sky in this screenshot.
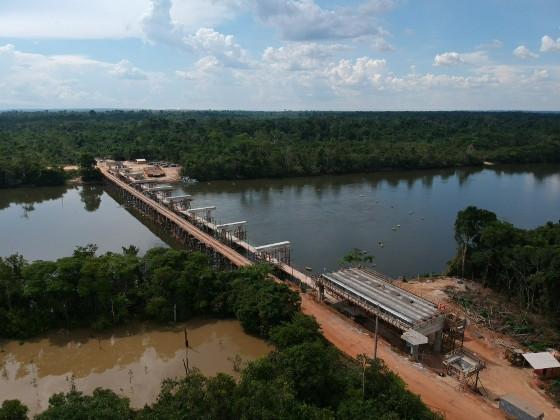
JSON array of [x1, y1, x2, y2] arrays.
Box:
[[0, 0, 559, 111]]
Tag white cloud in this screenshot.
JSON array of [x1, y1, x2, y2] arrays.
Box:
[[475, 39, 503, 50], [513, 45, 539, 59], [263, 43, 345, 71], [184, 28, 251, 68], [532, 69, 548, 80], [141, 0, 186, 47], [110, 60, 148, 80], [176, 56, 220, 79], [433, 51, 489, 67], [433, 52, 463, 66], [0, 0, 248, 40], [540, 35, 560, 52], [0, 1, 148, 39], [0, 44, 158, 108], [254, 0, 395, 44], [141, 1, 252, 69], [458, 52, 489, 66], [325, 57, 388, 88]]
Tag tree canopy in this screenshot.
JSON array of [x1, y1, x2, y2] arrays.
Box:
[[449, 208, 560, 329], [1, 246, 442, 420], [1, 110, 560, 187]]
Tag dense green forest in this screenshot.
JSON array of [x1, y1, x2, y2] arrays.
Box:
[[448, 206, 560, 346], [0, 245, 298, 338], [0, 246, 441, 419], [1, 110, 559, 187]]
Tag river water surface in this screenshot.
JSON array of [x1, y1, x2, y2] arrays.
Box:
[[0, 319, 271, 416], [0, 164, 559, 277]]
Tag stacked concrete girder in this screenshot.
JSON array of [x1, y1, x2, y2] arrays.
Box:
[[320, 267, 446, 358]]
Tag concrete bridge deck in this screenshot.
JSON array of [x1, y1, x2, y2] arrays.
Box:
[[101, 165, 252, 268]]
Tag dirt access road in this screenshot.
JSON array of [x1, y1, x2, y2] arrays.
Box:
[[299, 277, 559, 419]]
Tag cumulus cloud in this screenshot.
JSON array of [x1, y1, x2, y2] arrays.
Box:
[[263, 43, 346, 71], [326, 57, 388, 87], [513, 45, 539, 59], [141, 0, 251, 68], [110, 60, 148, 79], [141, 0, 185, 47], [433, 51, 489, 67], [253, 0, 395, 47], [433, 52, 463, 66], [176, 56, 220, 79], [183, 28, 251, 68], [540, 35, 560, 52]]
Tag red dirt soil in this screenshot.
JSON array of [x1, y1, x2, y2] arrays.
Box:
[[298, 277, 559, 420]]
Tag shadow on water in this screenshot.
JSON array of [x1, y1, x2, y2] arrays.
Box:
[[0, 185, 71, 211], [103, 186, 190, 252], [179, 163, 560, 196]]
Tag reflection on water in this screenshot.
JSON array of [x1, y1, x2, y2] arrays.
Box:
[[0, 164, 558, 277], [176, 164, 560, 277], [0, 319, 271, 416], [79, 185, 104, 212]]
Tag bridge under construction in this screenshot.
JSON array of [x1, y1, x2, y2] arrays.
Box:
[[100, 161, 463, 359]]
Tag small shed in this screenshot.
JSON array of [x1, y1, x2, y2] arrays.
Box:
[[499, 393, 544, 420], [135, 158, 147, 164], [522, 351, 560, 379]]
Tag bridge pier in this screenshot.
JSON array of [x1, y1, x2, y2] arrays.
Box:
[[318, 284, 325, 302]]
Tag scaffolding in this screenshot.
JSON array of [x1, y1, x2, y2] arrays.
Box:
[[164, 195, 193, 211], [215, 221, 248, 243], [443, 347, 485, 391], [254, 241, 291, 264], [188, 206, 215, 223], [442, 312, 467, 351]]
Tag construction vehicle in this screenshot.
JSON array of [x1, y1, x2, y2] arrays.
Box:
[[505, 348, 526, 366]]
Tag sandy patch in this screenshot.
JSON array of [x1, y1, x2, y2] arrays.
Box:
[[100, 160, 182, 183]]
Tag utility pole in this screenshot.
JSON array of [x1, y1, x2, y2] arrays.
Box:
[[374, 307, 379, 360]]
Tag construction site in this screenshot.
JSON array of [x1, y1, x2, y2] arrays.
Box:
[[319, 268, 484, 382], [98, 160, 559, 419], [315, 271, 558, 419]]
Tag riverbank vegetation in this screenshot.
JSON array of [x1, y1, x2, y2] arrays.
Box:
[[0, 246, 441, 419], [0, 246, 298, 338], [448, 206, 560, 349], [1, 110, 559, 187]]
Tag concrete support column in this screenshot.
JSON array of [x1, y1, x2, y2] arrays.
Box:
[[433, 330, 442, 352], [318, 284, 324, 302], [411, 344, 419, 362]]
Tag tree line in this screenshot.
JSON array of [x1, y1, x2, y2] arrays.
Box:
[[0, 246, 299, 339], [1, 110, 559, 187], [449, 206, 560, 335], [0, 245, 442, 419]]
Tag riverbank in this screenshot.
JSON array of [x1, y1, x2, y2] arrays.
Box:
[[64, 162, 183, 186]]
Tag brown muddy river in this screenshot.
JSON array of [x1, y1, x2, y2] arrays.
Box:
[[0, 319, 272, 416]]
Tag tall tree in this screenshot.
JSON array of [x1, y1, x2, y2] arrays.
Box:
[[454, 206, 497, 277], [77, 152, 103, 182]]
